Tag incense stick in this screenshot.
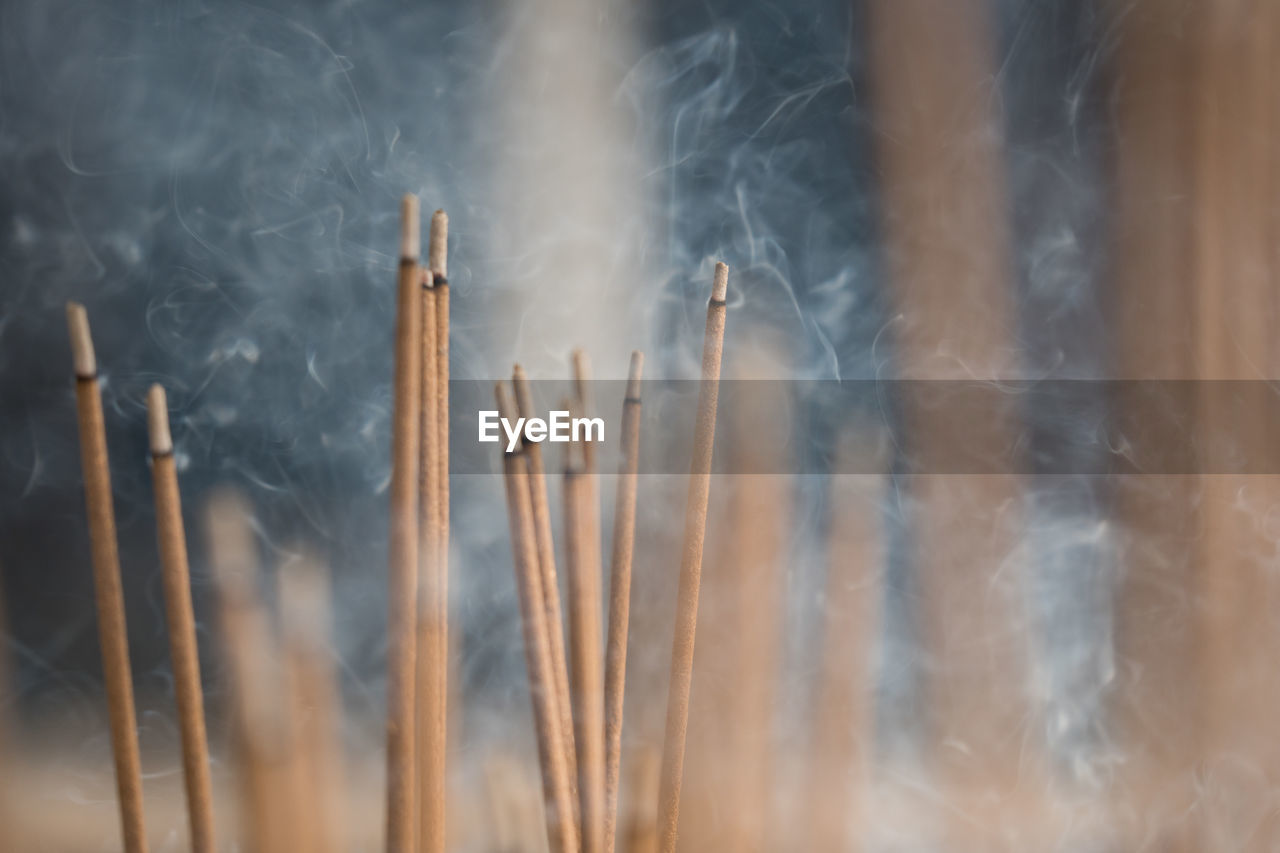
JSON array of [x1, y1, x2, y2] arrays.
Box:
[[279, 551, 345, 853], [429, 208, 450, 620], [499, 437, 578, 853], [512, 365, 579, 787], [805, 432, 884, 852], [603, 350, 643, 853], [564, 437, 605, 853], [428, 212, 452, 853], [417, 267, 447, 853], [205, 491, 290, 853], [66, 302, 149, 853], [0, 566, 15, 852], [147, 385, 215, 853], [655, 262, 729, 853], [386, 193, 423, 853]]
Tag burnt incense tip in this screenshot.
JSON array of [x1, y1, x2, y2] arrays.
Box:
[[428, 209, 448, 278], [65, 302, 96, 378], [711, 262, 729, 303], [400, 193, 421, 261], [512, 363, 527, 385], [422, 267, 435, 289], [626, 351, 645, 398], [146, 384, 173, 456]]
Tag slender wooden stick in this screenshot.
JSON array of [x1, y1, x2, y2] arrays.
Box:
[[428, 212, 451, 853], [655, 263, 729, 853], [66, 303, 149, 853], [512, 365, 579, 787], [429, 209, 450, 643], [279, 551, 346, 853], [146, 386, 215, 853], [565, 437, 606, 853], [205, 491, 290, 853], [386, 193, 423, 853], [416, 267, 447, 853], [500, 439, 578, 853], [602, 350, 643, 853]]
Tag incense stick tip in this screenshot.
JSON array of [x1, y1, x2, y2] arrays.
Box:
[[627, 350, 645, 397], [494, 381, 514, 422], [570, 347, 590, 380], [65, 302, 96, 378], [711, 262, 729, 302], [428, 209, 448, 277], [147, 384, 173, 455], [400, 193, 421, 260]]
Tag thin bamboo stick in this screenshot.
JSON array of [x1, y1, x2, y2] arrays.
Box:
[[655, 262, 728, 853], [386, 193, 423, 853], [565, 437, 605, 853], [279, 551, 346, 853], [512, 365, 579, 786], [147, 386, 215, 853], [205, 491, 290, 853], [66, 302, 149, 853], [417, 267, 446, 853], [429, 212, 452, 853], [500, 438, 578, 853], [603, 350, 644, 853], [429, 208, 450, 628]]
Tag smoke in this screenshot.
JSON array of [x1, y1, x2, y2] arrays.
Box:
[[0, 0, 1139, 846]]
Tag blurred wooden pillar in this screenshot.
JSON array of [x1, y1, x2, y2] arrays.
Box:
[[804, 431, 884, 853], [1190, 1, 1280, 849], [1107, 0, 1280, 848], [864, 0, 1043, 847], [1104, 1, 1201, 848]]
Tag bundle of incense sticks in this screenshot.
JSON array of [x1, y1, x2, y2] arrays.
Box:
[[53, 200, 747, 853], [494, 266, 725, 853]]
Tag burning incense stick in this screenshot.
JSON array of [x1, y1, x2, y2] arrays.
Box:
[[428, 212, 453, 853], [417, 266, 447, 853], [655, 262, 729, 853], [386, 193, 423, 853], [279, 551, 345, 853], [512, 365, 579, 785], [147, 386, 215, 853], [66, 302, 149, 853], [205, 491, 291, 853], [564, 437, 605, 853], [603, 350, 643, 853], [429, 209, 450, 606], [500, 436, 578, 853]]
